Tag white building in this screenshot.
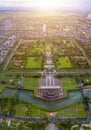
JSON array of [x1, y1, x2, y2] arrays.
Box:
[[43, 24, 46, 33]]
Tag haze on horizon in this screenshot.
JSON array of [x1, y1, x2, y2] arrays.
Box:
[[0, 0, 91, 11]]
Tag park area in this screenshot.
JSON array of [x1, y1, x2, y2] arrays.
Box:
[[0, 96, 87, 118], [7, 40, 44, 70], [57, 57, 72, 69], [61, 78, 78, 94], [22, 78, 38, 93], [0, 119, 48, 130], [56, 101, 87, 118], [25, 57, 42, 69], [14, 103, 47, 118], [0, 97, 47, 117], [0, 74, 91, 119], [6, 38, 89, 71], [0, 75, 18, 93], [0, 74, 39, 94], [52, 38, 89, 69]]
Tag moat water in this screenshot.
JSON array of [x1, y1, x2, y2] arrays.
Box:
[[0, 88, 87, 111]]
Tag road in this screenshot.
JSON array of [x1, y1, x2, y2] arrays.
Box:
[[0, 113, 91, 122], [73, 39, 91, 67], [3, 39, 22, 71]]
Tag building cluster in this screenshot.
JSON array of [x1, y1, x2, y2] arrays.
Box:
[[0, 35, 17, 64], [0, 13, 91, 64]]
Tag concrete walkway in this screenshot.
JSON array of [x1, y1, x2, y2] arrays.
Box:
[[80, 126, 84, 130], [45, 123, 58, 130]]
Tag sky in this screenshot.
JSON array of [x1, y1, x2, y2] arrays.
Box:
[[0, 0, 91, 10]]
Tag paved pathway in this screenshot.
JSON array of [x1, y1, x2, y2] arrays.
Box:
[[71, 125, 84, 130], [0, 113, 91, 122], [46, 123, 58, 130], [80, 127, 84, 130]]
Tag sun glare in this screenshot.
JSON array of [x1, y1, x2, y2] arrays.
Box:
[[21, 0, 75, 10], [21, 0, 59, 10], [36, 0, 59, 10]]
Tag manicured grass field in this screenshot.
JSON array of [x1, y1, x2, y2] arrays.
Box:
[[0, 75, 23, 92], [14, 103, 47, 118], [22, 78, 38, 93], [0, 127, 15, 130], [61, 78, 77, 94], [56, 102, 87, 118], [15, 51, 25, 55], [29, 45, 44, 55], [46, 44, 51, 51], [57, 57, 72, 69], [25, 57, 42, 69], [0, 76, 12, 92], [0, 75, 39, 93], [0, 84, 6, 93]]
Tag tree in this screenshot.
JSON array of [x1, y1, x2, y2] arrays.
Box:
[[0, 98, 3, 112], [57, 120, 73, 130], [17, 123, 23, 130]]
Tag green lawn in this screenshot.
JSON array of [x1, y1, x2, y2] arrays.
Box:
[[61, 78, 77, 94], [0, 76, 23, 92], [25, 57, 42, 69], [22, 78, 38, 93], [14, 103, 46, 118], [57, 57, 72, 69], [46, 45, 51, 51], [15, 51, 25, 55], [22, 78, 30, 89], [0, 84, 6, 92], [74, 128, 79, 130], [84, 85, 91, 89], [83, 127, 91, 130], [0, 127, 16, 130], [0, 76, 12, 92], [0, 76, 39, 93], [29, 43, 44, 55], [56, 102, 87, 118]]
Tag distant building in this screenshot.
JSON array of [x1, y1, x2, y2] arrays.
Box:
[[87, 13, 91, 19], [43, 24, 46, 33]]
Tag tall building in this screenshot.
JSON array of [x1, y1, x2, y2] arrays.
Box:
[[43, 24, 46, 33]]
